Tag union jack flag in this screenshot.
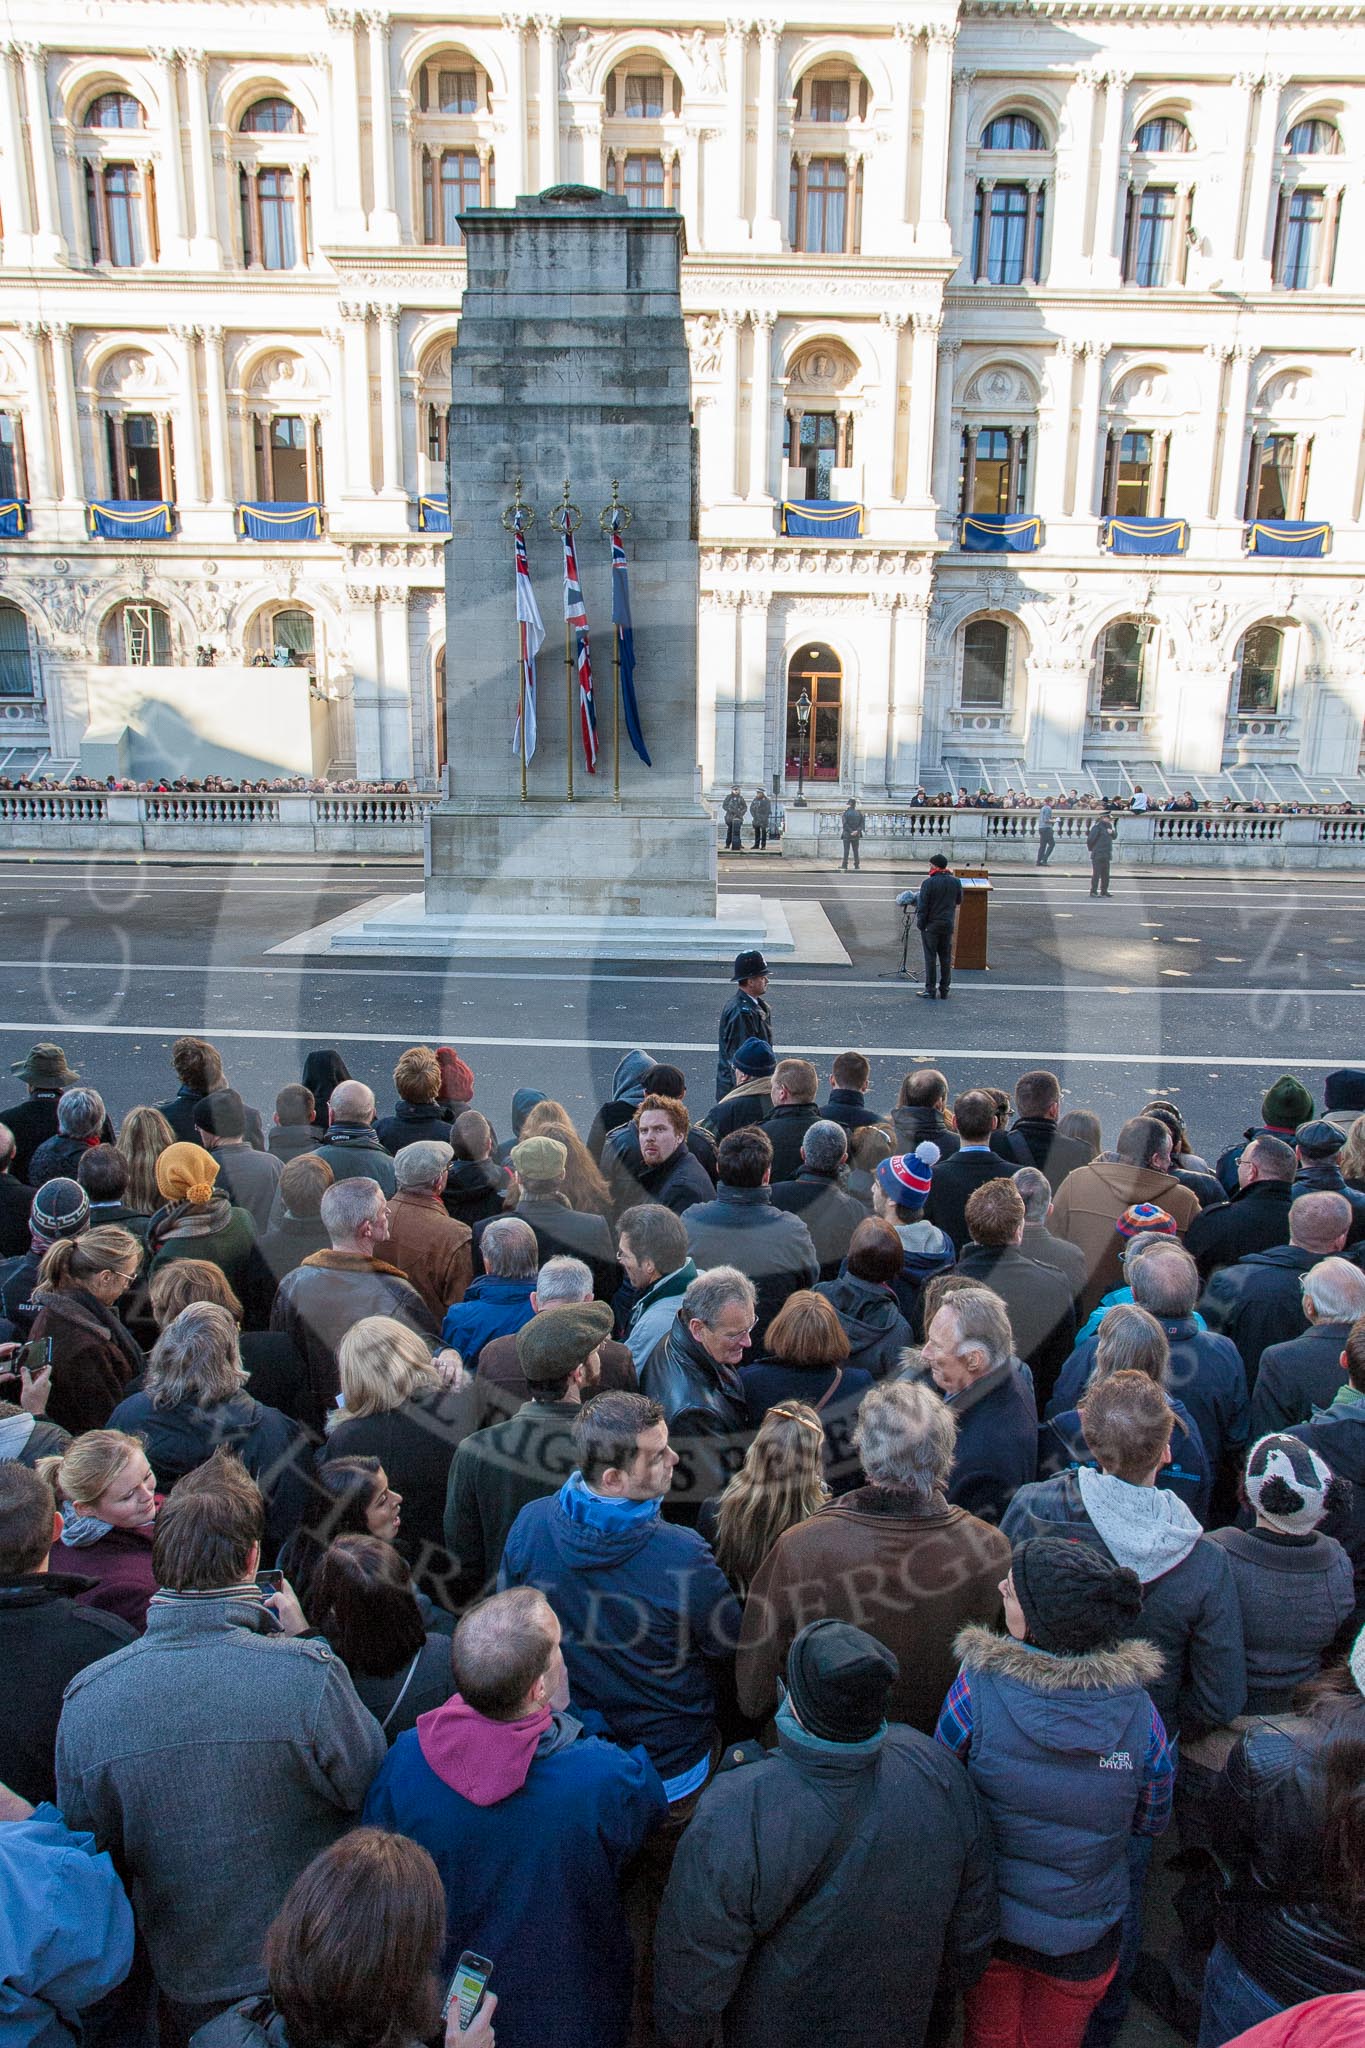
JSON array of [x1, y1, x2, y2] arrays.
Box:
[[562, 526, 598, 772], [512, 521, 544, 762]]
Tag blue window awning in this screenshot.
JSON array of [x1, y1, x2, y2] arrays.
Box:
[[781, 499, 863, 539], [86, 500, 175, 540], [417, 495, 451, 533], [1102, 515, 1188, 556], [235, 501, 323, 541], [0, 500, 28, 537], [960, 513, 1043, 553], [1246, 519, 1330, 558]]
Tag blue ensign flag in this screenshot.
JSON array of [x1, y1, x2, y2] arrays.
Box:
[[610, 524, 651, 767]]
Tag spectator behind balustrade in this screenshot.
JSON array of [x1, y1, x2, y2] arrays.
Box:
[[441, 1215, 539, 1365], [738, 1378, 1010, 1734], [1187, 1135, 1297, 1281], [108, 1302, 311, 1558], [937, 1539, 1171, 2048], [617, 1205, 699, 1372], [117, 1104, 177, 1218], [56, 1451, 386, 2046], [813, 1215, 917, 1380], [1199, 1640, 1365, 2046], [320, 1317, 476, 1592], [377, 1046, 454, 1156], [0, 1771, 135, 2048], [443, 1110, 513, 1232], [365, 1586, 664, 2048], [1201, 1193, 1353, 1387], [1050, 1115, 1202, 1316], [0, 1460, 136, 1805], [266, 1084, 319, 1166], [300, 1049, 351, 1135], [699, 1397, 827, 1596], [658, 1616, 998, 2048], [500, 1391, 741, 1799], [955, 1178, 1077, 1408], [76, 1143, 148, 1242], [639, 1265, 756, 1521], [910, 1285, 1039, 1525], [27, 1225, 144, 1435], [146, 1142, 263, 1315], [308, 1535, 454, 1743], [377, 1141, 473, 1322], [258, 1152, 334, 1284], [683, 1126, 819, 1344], [191, 1828, 481, 2048], [312, 1081, 398, 1197], [146, 1258, 311, 1427], [27, 1088, 109, 1191], [193, 1090, 282, 1238], [740, 1288, 872, 1496], [893, 1067, 961, 1159], [271, 1177, 440, 1427], [1014, 1165, 1089, 1304], [473, 1254, 638, 1429], [1038, 1303, 1212, 1523], [1253, 1260, 1365, 1436], [40, 1429, 160, 1631], [770, 1119, 865, 1283]]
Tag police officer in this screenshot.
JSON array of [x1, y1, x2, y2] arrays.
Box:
[[1087, 811, 1116, 897], [716, 950, 773, 1101], [840, 798, 866, 871], [750, 788, 772, 851], [722, 786, 746, 852]]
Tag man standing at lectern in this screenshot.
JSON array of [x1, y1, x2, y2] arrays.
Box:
[[915, 854, 964, 1002], [716, 951, 773, 1101]]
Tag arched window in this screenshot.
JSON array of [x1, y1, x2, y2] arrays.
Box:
[[240, 97, 302, 134], [0, 603, 34, 697], [251, 607, 315, 666], [416, 60, 485, 114], [605, 61, 682, 119], [1235, 624, 1283, 713], [1133, 116, 1191, 153], [103, 601, 172, 667], [981, 113, 1046, 151], [84, 161, 150, 266], [1097, 620, 1150, 711], [1287, 119, 1340, 156], [796, 69, 868, 123], [961, 620, 1010, 708], [84, 92, 144, 129], [785, 643, 842, 782]]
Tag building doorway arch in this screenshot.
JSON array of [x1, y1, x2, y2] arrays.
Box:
[[785, 641, 842, 782]]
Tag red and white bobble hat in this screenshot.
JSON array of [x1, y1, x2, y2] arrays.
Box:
[[874, 1142, 941, 1210]]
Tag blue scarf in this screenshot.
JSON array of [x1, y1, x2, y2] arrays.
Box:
[[559, 1469, 661, 1533]]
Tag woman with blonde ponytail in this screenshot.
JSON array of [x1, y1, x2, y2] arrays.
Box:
[[146, 1141, 259, 1304], [40, 1427, 159, 1628], [27, 1225, 144, 1433]]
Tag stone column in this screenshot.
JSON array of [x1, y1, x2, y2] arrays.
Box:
[[737, 589, 769, 785], [751, 20, 780, 251], [905, 311, 940, 502], [47, 322, 82, 506], [1090, 69, 1129, 281], [1241, 73, 1284, 284], [376, 303, 403, 494], [1217, 341, 1256, 525], [534, 15, 558, 190], [18, 44, 64, 263], [723, 20, 748, 242], [338, 301, 373, 495], [168, 324, 205, 504], [0, 49, 30, 245], [177, 50, 220, 263], [345, 587, 384, 775], [363, 11, 399, 239], [679, 124, 703, 244], [713, 308, 742, 501], [888, 23, 917, 251], [15, 323, 54, 499], [697, 591, 737, 790], [1033, 340, 1071, 526], [945, 64, 974, 273], [324, 8, 366, 238], [890, 591, 928, 793], [917, 24, 955, 253], [377, 584, 414, 776], [1071, 340, 1105, 517], [868, 313, 904, 504], [497, 15, 528, 201], [201, 323, 231, 504], [856, 592, 896, 797], [929, 334, 960, 514], [747, 311, 774, 503], [1050, 67, 1099, 289], [152, 50, 189, 260]]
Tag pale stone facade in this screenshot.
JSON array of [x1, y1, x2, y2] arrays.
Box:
[[0, 0, 1363, 797]]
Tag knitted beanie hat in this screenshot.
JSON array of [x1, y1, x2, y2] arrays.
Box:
[[30, 1177, 90, 1242], [155, 1142, 220, 1206], [1012, 1536, 1145, 1654], [436, 1047, 475, 1103], [1263, 1074, 1314, 1129], [1117, 1203, 1177, 1239], [732, 1037, 776, 1078], [1245, 1433, 1339, 1534], [874, 1142, 940, 1210]]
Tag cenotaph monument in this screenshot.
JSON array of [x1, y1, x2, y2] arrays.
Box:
[[328, 186, 806, 961]]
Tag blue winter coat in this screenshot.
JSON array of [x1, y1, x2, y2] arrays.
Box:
[[1039, 1396, 1212, 1523], [0, 1803, 134, 2046], [499, 1478, 742, 1782], [440, 1274, 536, 1361], [1047, 1315, 1250, 1477], [363, 1721, 665, 2048]]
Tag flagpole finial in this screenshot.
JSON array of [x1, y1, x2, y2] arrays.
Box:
[[551, 480, 581, 536], [502, 476, 535, 533], [599, 480, 632, 535]]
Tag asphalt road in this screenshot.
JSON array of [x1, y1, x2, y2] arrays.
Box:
[[0, 851, 1361, 1156]]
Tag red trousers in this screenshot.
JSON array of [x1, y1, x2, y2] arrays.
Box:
[[963, 1954, 1119, 2048]]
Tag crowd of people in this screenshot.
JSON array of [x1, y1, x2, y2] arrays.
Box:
[[916, 787, 1362, 817], [3, 1026, 1365, 2048], [0, 776, 418, 797]]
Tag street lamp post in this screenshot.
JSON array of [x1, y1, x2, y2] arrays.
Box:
[[794, 688, 812, 806]]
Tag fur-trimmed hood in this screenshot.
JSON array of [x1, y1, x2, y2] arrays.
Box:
[[953, 1621, 1163, 1695]]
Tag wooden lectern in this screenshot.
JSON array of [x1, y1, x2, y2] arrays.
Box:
[[953, 868, 992, 970]]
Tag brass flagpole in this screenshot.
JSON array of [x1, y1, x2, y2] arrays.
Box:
[[502, 477, 535, 804], [551, 481, 581, 803], [599, 480, 632, 803]]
